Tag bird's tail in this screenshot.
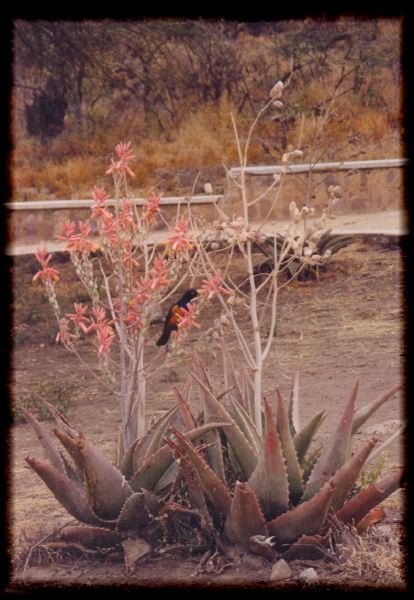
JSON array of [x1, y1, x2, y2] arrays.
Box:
[[156, 331, 169, 346]]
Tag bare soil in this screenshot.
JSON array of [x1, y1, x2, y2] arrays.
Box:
[[7, 237, 407, 590]]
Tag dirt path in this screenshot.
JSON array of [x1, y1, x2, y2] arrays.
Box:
[[7, 209, 407, 257]]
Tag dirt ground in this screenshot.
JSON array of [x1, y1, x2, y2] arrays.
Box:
[[7, 236, 407, 590]]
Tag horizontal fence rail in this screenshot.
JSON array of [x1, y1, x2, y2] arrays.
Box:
[[6, 194, 223, 211], [7, 158, 407, 255], [229, 158, 408, 177]]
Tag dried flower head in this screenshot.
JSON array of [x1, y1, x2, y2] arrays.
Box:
[[283, 149, 303, 164], [270, 80, 284, 100]]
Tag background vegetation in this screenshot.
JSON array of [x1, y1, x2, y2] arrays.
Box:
[[12, 18, 403, 200]]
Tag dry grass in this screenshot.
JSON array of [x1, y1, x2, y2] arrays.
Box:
[[12, 95, 244, 200], [331, 523, 406, 589], [12, 82, 403, 201]]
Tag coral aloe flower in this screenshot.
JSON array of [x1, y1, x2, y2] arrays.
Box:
[[65, 303, 90, 327], [177, 302, 201, 332], [199, 270, 229, 299], [142, 193, 161, 224], [106, 141, 135, 178], [167, 218, 193, 256], [32, 247, 60, 282], [91, 186, 112, 220], [96, 322, 115, 356]]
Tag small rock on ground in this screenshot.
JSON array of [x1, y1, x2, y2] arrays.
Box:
[[270, 559, 292, 581], [298, 567, 318, 583]]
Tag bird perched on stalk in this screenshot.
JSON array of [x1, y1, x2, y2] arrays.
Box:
[[156, 288, 198, 347]]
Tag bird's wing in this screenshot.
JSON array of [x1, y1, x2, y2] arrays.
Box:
[[168, 304, 186, 326]]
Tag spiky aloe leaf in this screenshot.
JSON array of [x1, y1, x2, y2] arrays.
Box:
[[287, 370, 300, 436], [335, 468, 404, 526], [143, 405, 180, 462], [21, 408, 67, 475], [116, 490, 160, 534], [224, 481, 268, 548], [201, 425, 226, 484], [25, 455, 111, 527], [321, 236, 354, 255], [116, 428, 125, 471], [140, 405, 178, 452], [293, 411, 326, 466], [129, 440, 184, 492], [129, 422, 233, 491], [192, 372, 258, 479], [203, 429, 226, 483], [193, 351, 227, 481], [179, 366, 226, 481], [119, 436, 142, 480], [268, 481, 335, 548], [129, 405, 179, 472], [173, 385, 197, 430], [328, 438, 377, 511], [61, 525, 125, 548], [182, 372, 193, 404], [241, 367, 255, 419], [40, 399, 78, 438], [276, 390, 303, 504], [306, 382, 358, 493], [227, 445, 242, 475], [77, 433, 133, 520], [228, 397, 261, 454], [169, 428, 232, 516], [164, 437, 210, 518], [52, 427, 84, 476], [369, 421, 406, 463], [248, 399, 289, 520], [315, 229, 332, 252], [121, 407, 179, 477], [221, 336, 244, 405], [302, 448, 321, 485], [153, 461, 179, 495], [351, 383, 402, 435]]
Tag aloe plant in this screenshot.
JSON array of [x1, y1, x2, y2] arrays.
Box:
[[22, 346, 403, 564], [256, 230, 354, 280]]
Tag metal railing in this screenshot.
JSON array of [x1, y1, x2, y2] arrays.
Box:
[[229, 158, 407, 176], [6, 194, 223, 211]]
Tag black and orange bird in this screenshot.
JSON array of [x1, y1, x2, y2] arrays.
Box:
[[156, 288, 198, 347]]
